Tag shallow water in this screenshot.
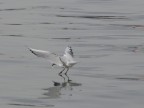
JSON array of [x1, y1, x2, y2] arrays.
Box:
[[1, 0, 144, 108]]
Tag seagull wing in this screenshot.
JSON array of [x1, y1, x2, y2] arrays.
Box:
[[29, 48, 63, 67]]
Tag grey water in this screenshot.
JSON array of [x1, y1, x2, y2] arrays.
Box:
[[1, 0, 144, 108]]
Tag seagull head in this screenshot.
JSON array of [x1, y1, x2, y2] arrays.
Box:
[[65, 46, 74, 57]]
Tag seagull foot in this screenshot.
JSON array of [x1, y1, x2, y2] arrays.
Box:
[[59, 72, 62, 76]]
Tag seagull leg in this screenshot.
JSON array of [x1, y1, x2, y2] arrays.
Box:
[[59, 74, 66, 82], [65, 68, 69, 75], [59, 68, 65, 75], [52, 64, 56, 67], [65, 73, 72, 82]]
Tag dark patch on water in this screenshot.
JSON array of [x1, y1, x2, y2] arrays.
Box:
[[0, 53, 5, 55], [51, 37, 71, 40], [31, 6, 51, 9], [78, 54, 110, 58], [73, 73, 111, 79], [58, 7, 65, 10], [39, 22, 54, 25], [110, 24, 144, 29], [74, 43, 141, 53], [1, 96, 54, 107], [8, 103, 54, 107], [69, 11, 132, 16], [74, 73, 144, 81], [2, 34, 23, 37], [0, 8, 26, 11], [74, 43, 116, 48], [126, 45, 142, 52], [115, 74, 144, 81], [82, 0, 113, 4], [9, 103, 36, 107], [56, 15, 128, 20], [5, 23, 23, 25], [62, 27, 86, 30], [74, 43, 100, 47], [51, 37, 81, 40], [77, 35, 133, 40], [115, 77, 140, 81], [109, 34, 144, 38]]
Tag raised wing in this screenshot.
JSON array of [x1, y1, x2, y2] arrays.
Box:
[[29, 48, 63, 67]]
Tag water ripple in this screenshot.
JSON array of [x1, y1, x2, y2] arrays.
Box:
[[0, 8, 26, 11], [56, 15, 128, 20], [1, 34, 23, 37], [8, 103, 54, 107]]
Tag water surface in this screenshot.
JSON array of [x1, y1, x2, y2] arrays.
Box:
[[1, 0, 144, 108]]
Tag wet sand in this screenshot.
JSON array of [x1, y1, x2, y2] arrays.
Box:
[[1, 0, 144, 108]]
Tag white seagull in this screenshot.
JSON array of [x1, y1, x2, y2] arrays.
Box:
[[29, 46, 77, 75]]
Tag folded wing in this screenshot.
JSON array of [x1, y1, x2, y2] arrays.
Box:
[[29, 48, 63, 67]]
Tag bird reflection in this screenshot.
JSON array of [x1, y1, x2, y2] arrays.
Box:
[[41, 74, 82, 99]]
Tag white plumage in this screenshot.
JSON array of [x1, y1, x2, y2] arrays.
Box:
[[29, 46, 77, 75]]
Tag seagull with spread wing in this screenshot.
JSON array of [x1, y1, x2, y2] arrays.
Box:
[[29, 46, 77, 75]]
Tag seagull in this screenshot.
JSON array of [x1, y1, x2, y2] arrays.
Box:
[[29, 46, 77, 75]]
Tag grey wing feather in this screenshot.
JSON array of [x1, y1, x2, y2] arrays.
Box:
[[29, 48, 63, 67]]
